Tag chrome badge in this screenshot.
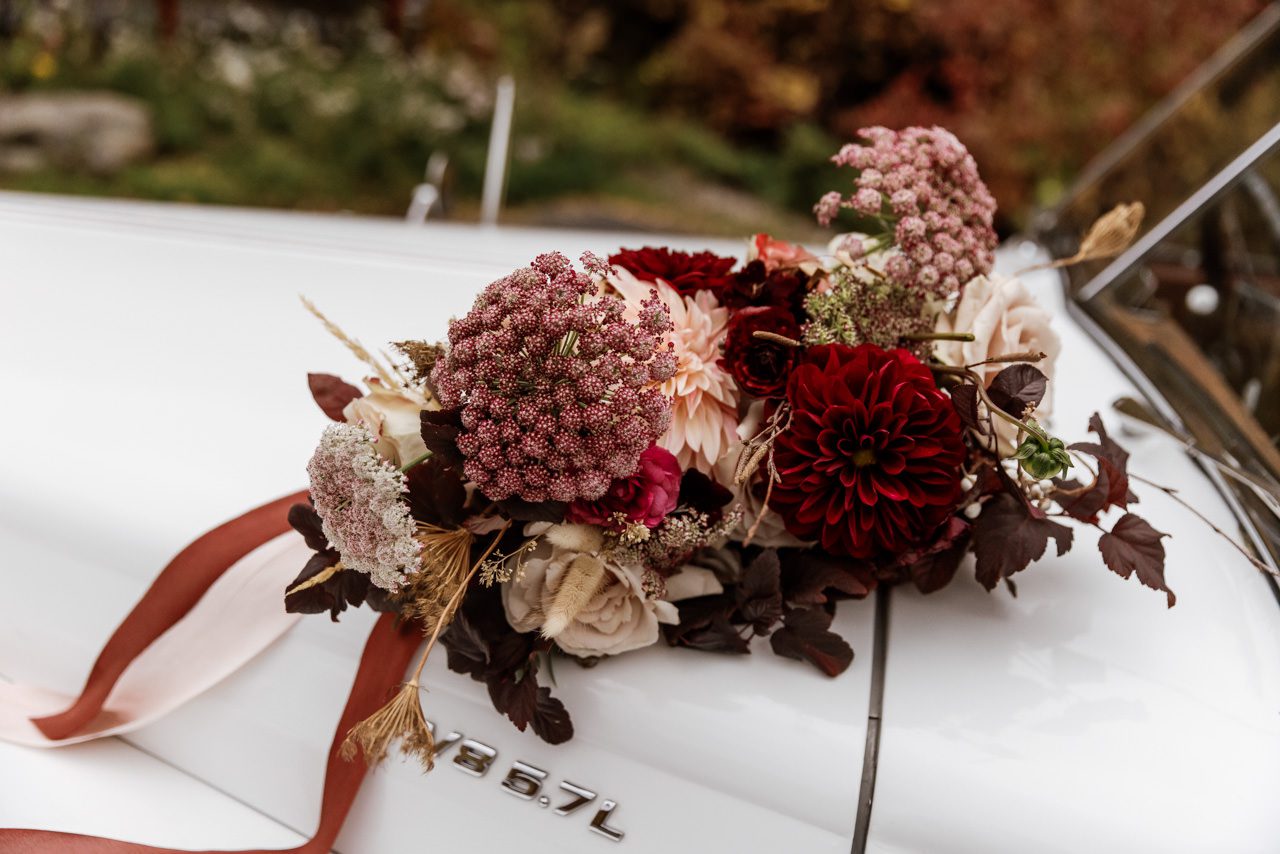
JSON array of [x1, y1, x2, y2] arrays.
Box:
[[428, 721, 626, 842]]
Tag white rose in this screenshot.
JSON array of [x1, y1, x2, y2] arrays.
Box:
[[503, 541, 678, 658], [342, 379, 433, 466], [934, 274, 1061, 454]]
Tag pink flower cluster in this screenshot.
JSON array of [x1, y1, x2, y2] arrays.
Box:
[[433, 252, 676, 503], [815, 126, 998, 298]]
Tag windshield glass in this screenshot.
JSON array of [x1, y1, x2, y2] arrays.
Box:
[[1043, 10, 1280, 570], [1040, 6, 1280, 293]]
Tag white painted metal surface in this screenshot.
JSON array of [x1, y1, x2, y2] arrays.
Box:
[[0, 193, 868, 853], [867, 242, 1280, 854], [0, 193, 1276, 853], [0, 735, 305, 847]]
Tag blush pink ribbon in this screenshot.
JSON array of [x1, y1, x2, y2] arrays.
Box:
[[0, 493, 422, 852]]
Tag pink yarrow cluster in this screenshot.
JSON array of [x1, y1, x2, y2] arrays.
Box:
[[815, 126, 997, 298], [433, 252, 675, 503]]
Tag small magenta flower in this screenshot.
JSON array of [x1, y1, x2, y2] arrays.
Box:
[[433, 253, 674, 504]]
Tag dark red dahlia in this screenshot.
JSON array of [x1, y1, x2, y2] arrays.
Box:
[[719, 305, 801, 398], [609, 246, 736, 298], [721, 260, 811, 313], [771, 344, 964, 559]]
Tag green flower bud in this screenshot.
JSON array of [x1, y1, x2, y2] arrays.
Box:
[[1012, 434, 1073, 480]]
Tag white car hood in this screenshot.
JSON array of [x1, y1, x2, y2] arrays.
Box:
[[0, 193, 1277, 853]]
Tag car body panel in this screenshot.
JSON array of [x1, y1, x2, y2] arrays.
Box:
[[869, 259, 1280, 852], [0, 192, 870, 853], [1, 193, 1277, 852]]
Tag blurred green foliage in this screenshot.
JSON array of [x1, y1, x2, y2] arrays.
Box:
[[454, 0, 1270, 226], [0, 0, 1270, 235], [0, 5, 505, 211], [0, 2, 838, 234]]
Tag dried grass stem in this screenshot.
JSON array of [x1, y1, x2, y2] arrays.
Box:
[[341, 521, 511, 772]]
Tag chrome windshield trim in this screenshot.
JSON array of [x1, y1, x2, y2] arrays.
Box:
[[1077, 121, 1280, 303], [1048, 3, 1280, 223]]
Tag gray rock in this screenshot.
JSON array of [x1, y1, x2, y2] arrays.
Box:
[[0, 92, 154, 175]]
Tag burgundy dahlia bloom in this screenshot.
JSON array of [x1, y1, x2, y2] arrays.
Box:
[[719, 305, 801, 398], [721, 260, 811, 313], [566, 444, 683, 530], [770, 344, 964, 558], [609, 246, 736, 298]]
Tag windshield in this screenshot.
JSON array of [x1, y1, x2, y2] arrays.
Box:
[[1042, 10, 1280, 572], [1039, 6, 1280, 292]]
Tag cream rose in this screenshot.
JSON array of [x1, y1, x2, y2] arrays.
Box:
[[934, 274, 1061, 454], [503, 540, 678, 658], [342, 379, 434, 466]]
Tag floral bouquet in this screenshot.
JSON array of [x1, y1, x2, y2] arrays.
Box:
[[287, 126, 1169, 768]]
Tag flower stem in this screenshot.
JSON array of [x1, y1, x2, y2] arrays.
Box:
[[1129, 473, 1279, 578], [965, 350, 1047, 368], [903, 331, 975, 342], [399, 451, 431, 473], [751, 330, 803, 347]]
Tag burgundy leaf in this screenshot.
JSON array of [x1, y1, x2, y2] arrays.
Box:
[[670, 615, 752, 654], [488, 631, 538, 677], [364, 585, 398, 614], [909, 543, 968, 594], [679, 469, 734, 517], [488, 669, 539, 731], [420, 409, 464, 470], [891, 516, 969, 568], [1069, 413, 1131, 511], [287, 502, 329, 553], [405, 456, 467, 528], [493, 497, 567, 523], [736, 549, 783, 634], [1099, 513, 1174, 607], [769, 607, 854, 677], [949, 384, 986, 434], [896, 517, 972, 594], [529, 687, 574, 744], [307, 373, 362, 422], [986, 364, 1047, 417], [284, 551, 371, 621], [973, 492, 1073, 590], [442, 610, 490, 680], [663, 594, 750, 654], [1054, 469, 1111, 523], [780, 550, 876, 605]]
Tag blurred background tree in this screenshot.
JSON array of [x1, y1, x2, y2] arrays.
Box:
[[0, 0, 1271, 237]]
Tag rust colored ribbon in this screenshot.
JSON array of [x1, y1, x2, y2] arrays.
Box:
[[32, 491, 310, 740], [0, 611, 421, 853]]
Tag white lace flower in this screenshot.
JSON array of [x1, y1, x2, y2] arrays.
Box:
[[307, 423, 420, 591]]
